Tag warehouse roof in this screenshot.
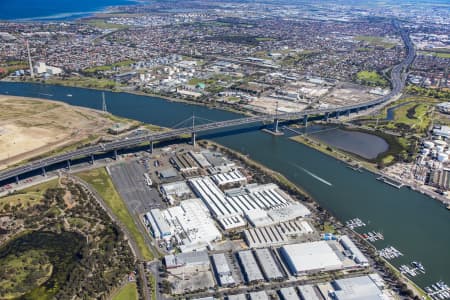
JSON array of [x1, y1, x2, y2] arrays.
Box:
[[280, 241, 343, 274], [237, 250, 264, 283], [165, 250, 210, 268], [332, 276, 386, 300], [279, 287, 300, 300], [254, 248, 284, 280]]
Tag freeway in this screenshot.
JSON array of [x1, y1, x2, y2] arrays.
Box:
[[0, 22, 415, 184]]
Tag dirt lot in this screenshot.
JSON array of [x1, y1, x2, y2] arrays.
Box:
[[0, 95, 130, 170]]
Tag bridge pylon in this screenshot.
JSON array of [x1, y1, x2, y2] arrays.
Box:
[[303, 115, 308, 127]]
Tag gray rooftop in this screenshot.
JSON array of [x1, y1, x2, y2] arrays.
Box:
[[237, 250, 264, 283]]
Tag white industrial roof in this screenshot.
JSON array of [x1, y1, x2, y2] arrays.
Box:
[[279, 287, 300, 300], [332, 276, 386, 300], [237, 250, 264, 283], [249, 291, 269, 300], [280, 241, 343, 274]]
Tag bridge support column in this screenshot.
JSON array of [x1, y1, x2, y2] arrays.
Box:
[[325, 113, 329, 122], [274, 119, 279, 133], [67, 160, 71, 170], [303, 115, 308, 127], [114, 149, 118, 160], [191, 132, 196, 147], [336, 111, 340, 119], [346, 110, 351, 117], [149, 141, 154, 153], [15, 175, 19, 185], [90, 154, 95, 165], [42, 167, 46, 177]]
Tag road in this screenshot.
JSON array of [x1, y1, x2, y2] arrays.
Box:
[[71, 174, 152, 300], [0, 22, 415, 185]]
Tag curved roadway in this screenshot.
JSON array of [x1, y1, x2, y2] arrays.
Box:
[[0, 22, 415, 183]]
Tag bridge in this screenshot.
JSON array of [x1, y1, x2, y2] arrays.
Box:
[[0, 22, 415, 184]]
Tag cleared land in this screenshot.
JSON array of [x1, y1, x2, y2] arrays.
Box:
[[0, 95, 138, 170], [77, 167, 154, 260], [357, 70, 388, 87]]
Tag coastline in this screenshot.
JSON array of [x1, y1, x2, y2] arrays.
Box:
[[289, 132, 450, 208]]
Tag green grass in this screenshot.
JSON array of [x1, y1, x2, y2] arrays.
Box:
[[43, 76, 121, 90], [419, 51, 450, 59], [356, 70, 388, 87], [0, 179, 59, 211], [112, 282, 138, 300], [77, 167, 153, 260], [83, 60, 134, 73], [86, 19, 128, 29], [354, 35, 396, 49]]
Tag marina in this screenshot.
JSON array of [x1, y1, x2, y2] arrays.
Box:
[[345, 218, 366, 229], [376, 176, 404, 189], [399, 262, 426, 277], [1, 82, 449, 289], [425, 281, 450, 300], [361, 231, 384, 242], [379, 246, 403, 260]]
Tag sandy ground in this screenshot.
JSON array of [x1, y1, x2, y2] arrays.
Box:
[[0, 95, 122, 170]]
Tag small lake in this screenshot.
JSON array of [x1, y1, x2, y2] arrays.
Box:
[[295, 125, 389, 160]]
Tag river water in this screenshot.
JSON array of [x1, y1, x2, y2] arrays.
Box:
[[0, 82, 449, 288]]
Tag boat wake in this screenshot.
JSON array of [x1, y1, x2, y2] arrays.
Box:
[[293, 164, 333, 186]]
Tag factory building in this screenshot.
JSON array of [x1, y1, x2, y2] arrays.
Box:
[[236, 250, 264, 284], [227, 294, 247, 300], [278, 287, 300, 300], [144, 209, 172, 240], [330, 275, 387, 300], [211, 170, 247, 188], [211, 253, 235, 287], [164, 250, 210, 269], [297, 285, 322, 300], [190, 177, 309, 224], [163, 198, 222, 252], [244, 220, 314, 248], [339, 235, 369, 266], [279, 241, 344, 275], [160, 181, 193, 204], [253, 248, 285, 281], [248, 291, 269, 300], [171, 152, 200, 173]]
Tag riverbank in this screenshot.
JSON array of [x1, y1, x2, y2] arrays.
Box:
[[289, 128, 450, 208], [199, 139, 427, 298], [1, 77, 255, 117]]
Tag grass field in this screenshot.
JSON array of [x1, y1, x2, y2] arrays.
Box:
[[44, 76, 121, 90], [85, 19, 129, 30], [354, 35, 397, 49], [112, 282, 138, 300], [356, 70, 388, 87], [0, 179, 59, 211], [419, 51, 450, 59], [77, 167, 153, 260]]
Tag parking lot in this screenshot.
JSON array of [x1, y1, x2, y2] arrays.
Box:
[[109, 160, 165, 215]]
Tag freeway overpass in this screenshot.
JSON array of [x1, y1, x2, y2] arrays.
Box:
[[0, 23, 415, 184]]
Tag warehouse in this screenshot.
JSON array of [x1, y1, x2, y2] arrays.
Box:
[[280, 241, 344, 275], [227, 294, 247, 300], [331, 275, 387, 300], [339, 235, 369, 266], [211, 170, 247, 187], [244, 220, 315, 248], [160, 181, 193, 203], [191, 151, 212, 168], [217, 215, 247, 231], [237, 250, 265, 283], [297, 285, 322, 300], [164, 250, 210, 269], [163, 198, 222, 252], [171, 152, 200, 173], [248, 291, 269, 300], [254, 248, 285, 281], [278, 287, 300, 300], [212, 253, 235, 287], [145, 209, 172, 240]]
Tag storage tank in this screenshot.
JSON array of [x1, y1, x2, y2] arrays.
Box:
[[437, 152, 448, 162], [423, 141, 435, 148]]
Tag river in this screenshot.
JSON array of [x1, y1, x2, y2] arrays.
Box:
[[0, 81, 449, 289]]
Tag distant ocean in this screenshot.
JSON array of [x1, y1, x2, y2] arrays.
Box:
[[0, 0, 136, 21]]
